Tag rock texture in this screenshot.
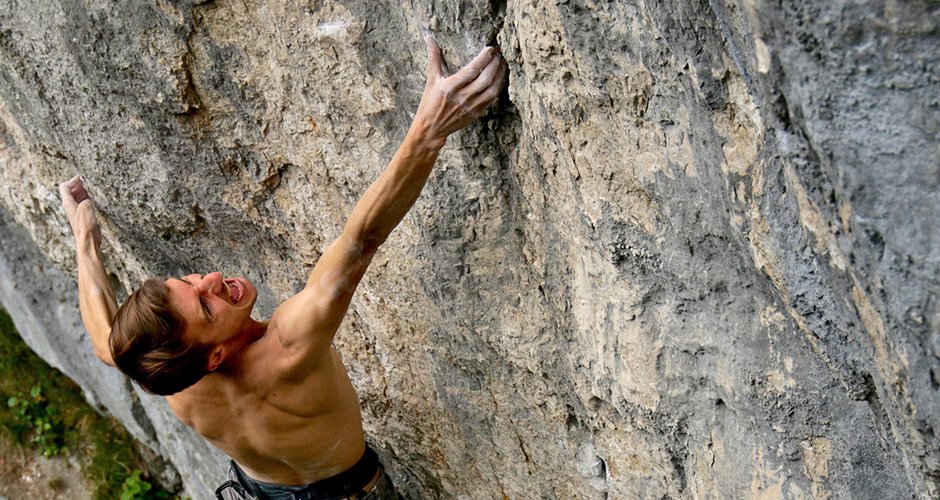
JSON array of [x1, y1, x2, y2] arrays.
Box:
[[0, 0, 937, 498]]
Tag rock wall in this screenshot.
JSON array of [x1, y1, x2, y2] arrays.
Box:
[[0, 0, 937, 498]]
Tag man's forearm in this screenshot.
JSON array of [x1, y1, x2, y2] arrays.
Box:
[[344, 125, 443, 248], [339, 39, 504, 250], [76, 236, 117, 366]]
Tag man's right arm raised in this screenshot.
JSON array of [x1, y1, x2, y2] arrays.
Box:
[[60, 176, 117, 367], [270, 38, 506, 372]]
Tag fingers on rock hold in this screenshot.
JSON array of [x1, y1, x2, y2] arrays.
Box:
[[452, 47, 496, 87], [465, 54, 504, 95]]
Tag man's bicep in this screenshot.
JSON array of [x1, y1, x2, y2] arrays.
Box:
[[305, 234, 376, 290], [275, 237, 376, 355]]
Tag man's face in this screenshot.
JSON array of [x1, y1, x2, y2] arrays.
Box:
[[164, 272, 258, 349]]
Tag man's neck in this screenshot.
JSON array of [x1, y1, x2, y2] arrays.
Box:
[[218, 319, 269, 376]]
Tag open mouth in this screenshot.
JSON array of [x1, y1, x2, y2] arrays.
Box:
[[225, 279, 244, 304]]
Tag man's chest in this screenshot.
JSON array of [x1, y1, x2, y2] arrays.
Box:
[[167, 348, 357, 432]]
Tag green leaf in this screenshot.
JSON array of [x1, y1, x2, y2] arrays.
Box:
[[29, 385, 41, 398], [7, 396, 17, 407]]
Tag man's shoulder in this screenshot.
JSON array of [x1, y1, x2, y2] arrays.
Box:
[[260, 300, 336, 372], [165, 388, 198, 427], [165, 355, 257, 414]]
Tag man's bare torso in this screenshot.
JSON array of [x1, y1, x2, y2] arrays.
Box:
[[166, 325, 366, 486]]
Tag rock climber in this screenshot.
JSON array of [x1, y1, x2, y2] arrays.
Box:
[[59, 37, 506, 500]]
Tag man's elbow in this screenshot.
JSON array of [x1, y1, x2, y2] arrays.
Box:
[[344, 231, 384, 257], [93, 346, 115, 367], [360, 237, 384, 256]]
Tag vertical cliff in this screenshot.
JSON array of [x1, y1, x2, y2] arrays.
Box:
[[0, 0, 937, 498]]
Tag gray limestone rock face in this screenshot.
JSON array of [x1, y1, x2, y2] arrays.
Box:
[[0, 0, 937, 498]]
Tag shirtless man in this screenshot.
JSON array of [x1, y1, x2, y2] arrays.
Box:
[[59, 37, 505, 500]]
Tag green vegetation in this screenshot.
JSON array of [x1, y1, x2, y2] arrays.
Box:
[[0, 308, 183, 499], [7, 385, 68, 457], [120, 469, 170, 500]]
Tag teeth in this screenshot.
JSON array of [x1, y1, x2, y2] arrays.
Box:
[[228, 280, 242, 303]]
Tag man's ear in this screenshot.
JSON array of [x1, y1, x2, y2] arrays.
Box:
[[207, 345, 225, 372]]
